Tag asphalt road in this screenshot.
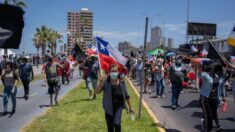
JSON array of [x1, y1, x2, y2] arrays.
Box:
[[130, 78, 235, 132], [0, 69, 82, 132]]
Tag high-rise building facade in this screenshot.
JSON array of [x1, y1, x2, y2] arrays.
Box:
[[79, 8, 93, 50], [167, 38, 174, 48], [67, 8, 93, 51], [150, 26, 162, 49], [67, 12, 80, 49]]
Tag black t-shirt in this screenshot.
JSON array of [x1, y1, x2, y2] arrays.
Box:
[[111, 84, 124, 107], [209, 74, 219, 98]]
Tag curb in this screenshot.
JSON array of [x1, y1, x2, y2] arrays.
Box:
[[126, 77, 166, 132]]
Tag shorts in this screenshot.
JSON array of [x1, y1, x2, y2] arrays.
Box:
[[87, 77, 98, 91], [48, 80, 60, 94], [145, 76, 151, 82]]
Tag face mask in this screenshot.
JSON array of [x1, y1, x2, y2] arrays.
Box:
[[110, 72, 119, 80]]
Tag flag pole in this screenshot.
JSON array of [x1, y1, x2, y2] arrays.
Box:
[[96, 37, 103, 76]]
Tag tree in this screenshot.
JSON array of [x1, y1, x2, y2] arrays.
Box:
[[48, 29, 63, 54], [33, 26, 50, 56], [32, 36, 41, 56], [33, 26, 64, 56]]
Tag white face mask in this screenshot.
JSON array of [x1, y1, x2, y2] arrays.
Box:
[[110, 72, 119, 80]]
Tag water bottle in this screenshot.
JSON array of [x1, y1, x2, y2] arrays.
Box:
[[201, 118, 204, 131], [222, 101, 227, 113], [130, 112, 135, 121]]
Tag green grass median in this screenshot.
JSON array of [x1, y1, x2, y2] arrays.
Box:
[[22, 80, 158, 132]]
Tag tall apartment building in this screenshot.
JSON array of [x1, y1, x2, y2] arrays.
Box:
[[67, 12, 80, 49], [150, 26, 162, 49], [79, 8, 93, 50], [67, 8, 93, 51], [167, 38, 174, 48]]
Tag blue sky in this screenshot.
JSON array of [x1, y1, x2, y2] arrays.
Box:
[[9, 0, 235, 54]]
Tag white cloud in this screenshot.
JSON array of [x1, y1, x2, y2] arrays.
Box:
[[164, 23, 186, 34], [94, 30, 143, 40]]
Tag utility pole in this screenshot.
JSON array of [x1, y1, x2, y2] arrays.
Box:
[[138, 16, 148, 119], [186, 0, 190, 44]]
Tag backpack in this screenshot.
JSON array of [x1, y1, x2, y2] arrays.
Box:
[[45, 63, 57, 81]]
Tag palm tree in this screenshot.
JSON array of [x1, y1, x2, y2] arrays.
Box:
[[48, 29, 63, 54], [33, 26, 50, 56], [32, 35, 41, 56]]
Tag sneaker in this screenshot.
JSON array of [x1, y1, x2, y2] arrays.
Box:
[[92, 95, 96, 100], [50, 102, 53, 107], [161, 95, 165, 98], [216, 126, 223, 131], [11, 109, 15, 115], [172, 105, 176, 110], [55, 100, 59, 105], [25, 95, 28, 100], [157, 96, 161, 98], [89, 96, 93, 100]]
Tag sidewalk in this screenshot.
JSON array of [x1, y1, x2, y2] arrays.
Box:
[[128, 78, 235, 132]]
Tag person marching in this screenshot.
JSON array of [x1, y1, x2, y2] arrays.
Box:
[[169, 56, 185, 110], [144, 60, 152, 94], [199, 61, 223, 131], [84, 55, 99, 100], [18, 57, 34, 100], [154, 59, 165, 98], [1, 62, 19, 115], [95, 64, 134, 132], [44, 56, 63, 106]]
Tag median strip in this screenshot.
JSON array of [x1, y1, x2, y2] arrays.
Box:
[[22, 80, 159, 132]]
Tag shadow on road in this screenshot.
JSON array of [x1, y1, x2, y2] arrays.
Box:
[[165, 129, 182, 132], [63, 98, 90, 105], [16, 96, 25, 99], [0, 112, 14, 118], [181, 100, 201, 109], [220, 117, 235, 122], [191, 111, 203, 118], [194, 124, 203, 132], [39, 105, 51, 108], [161, 106, 172, 109]]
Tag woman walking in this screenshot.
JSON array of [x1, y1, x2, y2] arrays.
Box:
[[95, 64, 134, 132], [199, 61, 223, 132], [1, 62, 19, 115]]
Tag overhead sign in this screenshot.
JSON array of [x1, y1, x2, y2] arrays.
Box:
[[187, 22, 216, 36]]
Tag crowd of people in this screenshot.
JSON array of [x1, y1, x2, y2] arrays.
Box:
[[1, 50, 235, 131], [125, 53, 235, 132], [0, 54, 77, 115]]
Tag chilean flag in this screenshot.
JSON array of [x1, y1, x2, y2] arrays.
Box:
[[87, 43, 97, 56], [96, 37, 127, 74]]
